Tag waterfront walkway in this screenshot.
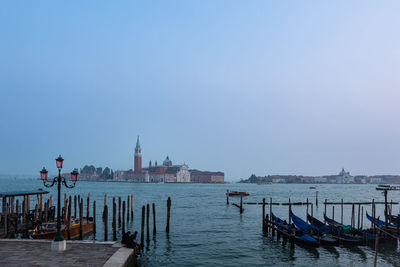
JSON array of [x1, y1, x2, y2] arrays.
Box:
[[0, 239, 134, 267]]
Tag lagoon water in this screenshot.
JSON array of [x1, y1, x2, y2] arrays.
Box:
[[2, 179, 400, 266]]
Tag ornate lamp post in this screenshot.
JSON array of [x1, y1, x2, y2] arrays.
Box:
[[40, 155, 79, 251]]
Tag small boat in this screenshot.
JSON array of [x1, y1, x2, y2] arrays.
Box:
[[366, 212, 397, 227], [291, 212, 338, 246], [307, 214, 365, 245], [227, 191, 250, 197], [271, 213, 319, 247], [309, 186, 316, 189], [31, 218, 94, 239]]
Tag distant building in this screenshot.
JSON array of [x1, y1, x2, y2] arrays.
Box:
[[134, 136, 142, 174], [338, 168, 354, 183], [190, 170, 225, 183], [314, 177, 327, 183], [114, 136, 224, 183], [370, 177, 382, 184]]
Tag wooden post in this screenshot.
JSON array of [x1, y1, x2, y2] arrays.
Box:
[[27, 195, 30, 212], [78, 195, 81, 213], [288, 198, 292, 226], [374, 203, 377, 231], [270, 197, 274, 236], [118, 197, 121, 226], [152, 203, 156, 235], [86, 194, 90, 220], [311, 203, 314, 228], [361, 206, 364, 230], [2, 197, 5, 214], [130, 195, 134, 220], [290, 227, 295, 249], [9, 196, 14, 214], [226, 190, 229, 205], [22, 199, 25, 224], [93, 200, 96, 236], [306, 198, 309, 218], [240, 194, 243, 213], [146, 203, 150, 242], [4, 203, 8, 237], [74, 195, 77, 218], [34, 204, 38, 222], [104, 203, 108, 241], [316, 191, 318, 207], [79, 199, 83, 240], [351, 204, 355, 228], [262, 198, 266, 232], [371, 199, 375, 229], [67, 198, 71, 240], [16, 199, 19, 216], [166, 197, 171, 233], [36, 195, 40, 219], [112, 198, 117, 241], [127, 196, 130, 222], [384, 190, 388, 231], [358, 204, 361, 229], [122, 201, 126, 234], [44, 201, 48, 222], [374, 228, 380, 267], [332, 206, 335, 221], [141, 205, 145, 248], [68, 196, 71, 222], [324, 199, 327, 221], [49, 195, 52, 210], [341, 199, 343, 225], [22, 195, 26, 213], [390, 200, 393, 224]]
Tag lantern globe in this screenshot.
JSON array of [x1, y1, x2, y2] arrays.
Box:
[[40, 167, 48, 180], [56, 155, 64, 169], [71, 168, 79, 182]]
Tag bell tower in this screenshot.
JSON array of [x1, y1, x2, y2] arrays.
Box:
[[134, 136, 142, 173]]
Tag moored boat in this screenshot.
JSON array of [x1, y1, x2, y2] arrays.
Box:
[[227, 191, 250, 197], [307, 214, 365, 245], [271, 213, 319, 247], [31, 218, 94, 239], [291, 212, 338, 246]]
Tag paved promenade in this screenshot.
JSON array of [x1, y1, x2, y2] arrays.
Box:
[[0, 239, 134, 267]]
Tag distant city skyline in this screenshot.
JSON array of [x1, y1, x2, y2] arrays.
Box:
[[1, 1, 400, 181]]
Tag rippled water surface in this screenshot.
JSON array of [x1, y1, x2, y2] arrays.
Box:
[[2, 179, 400, 266]]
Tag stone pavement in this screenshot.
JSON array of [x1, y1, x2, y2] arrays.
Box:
[[0, 239, 131, 267]]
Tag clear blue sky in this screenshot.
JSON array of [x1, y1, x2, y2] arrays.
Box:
[[1, 1, 399, 180]]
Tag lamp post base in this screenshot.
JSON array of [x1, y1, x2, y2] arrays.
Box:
[[51, 240, 66, 251]]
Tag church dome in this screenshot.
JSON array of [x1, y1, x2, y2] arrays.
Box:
[[163, 155, 172, 167]]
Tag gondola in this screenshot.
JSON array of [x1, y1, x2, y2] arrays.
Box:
[[324, 213, 377, 242], [366, 212, 396, 227], [307, 213, 365, 245], [291, 212, 338, 246], [271, 213, 319, 247]]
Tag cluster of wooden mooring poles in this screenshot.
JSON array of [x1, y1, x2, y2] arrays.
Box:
[[259, 196, 399, 247], [101, 195, 172, 248], [1, 191, 172, 248]]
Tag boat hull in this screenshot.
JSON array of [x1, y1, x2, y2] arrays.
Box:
[[32, 220, 94, 240]]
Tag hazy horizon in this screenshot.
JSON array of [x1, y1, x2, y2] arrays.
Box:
[[1, 1, 400, 181]]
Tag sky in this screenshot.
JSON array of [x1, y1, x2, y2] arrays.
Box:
[[1, 1, 400, 181]]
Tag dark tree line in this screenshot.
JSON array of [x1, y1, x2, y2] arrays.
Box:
[[80, 165, 114, 179]]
